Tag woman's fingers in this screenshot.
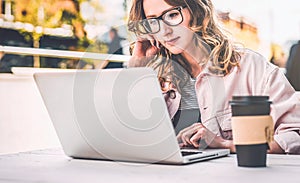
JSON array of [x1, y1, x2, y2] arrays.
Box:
[[176, 123, 219, 149], [131, 41, 144, 57], [177, 123, 202, 146], [190, 130, 203, 148], [132, 39, 159, 57], [146, 45, 159, 56]]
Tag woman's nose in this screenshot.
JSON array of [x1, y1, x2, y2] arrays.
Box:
[[160, 21, 173, 36]]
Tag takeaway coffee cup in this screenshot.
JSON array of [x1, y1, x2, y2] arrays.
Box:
[[229, 96, 274, 167]]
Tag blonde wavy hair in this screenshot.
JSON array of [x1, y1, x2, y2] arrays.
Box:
[[128, 0, 240, 87]]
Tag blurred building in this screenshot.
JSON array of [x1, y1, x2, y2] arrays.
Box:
[[218, 11, 260, 52], [217, 11, 288, 67], [0, 0, 88, 72]]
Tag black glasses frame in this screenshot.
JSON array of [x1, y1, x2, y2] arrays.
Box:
[[129, 6, 187, 35]]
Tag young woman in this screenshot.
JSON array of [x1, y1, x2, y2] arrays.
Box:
[[127, 0, 300, 154]]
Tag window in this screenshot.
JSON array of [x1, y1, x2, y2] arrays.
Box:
[[1, 0, 14, 21]]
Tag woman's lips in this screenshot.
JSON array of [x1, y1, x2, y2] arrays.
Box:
[[165, 37, 180, 46]]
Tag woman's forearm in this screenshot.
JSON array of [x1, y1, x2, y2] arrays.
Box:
[[220, 139, 236, 153]]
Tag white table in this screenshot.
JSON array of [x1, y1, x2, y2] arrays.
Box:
[[0, 148, 299, 183], [0, 74, 61, 154]]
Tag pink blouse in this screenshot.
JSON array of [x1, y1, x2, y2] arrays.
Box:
[[167, 48, 300, 154]]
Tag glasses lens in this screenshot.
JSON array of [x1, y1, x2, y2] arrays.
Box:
[[135, 21, 146, 34], [163, 9, 183, 26], [137, 19, 159, 34], [146, 19, 159, 33]]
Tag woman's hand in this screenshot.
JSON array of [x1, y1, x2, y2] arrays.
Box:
[[177, 123, 235, 152], [132, 36, 160, 57], [128, 35, 161, 67]]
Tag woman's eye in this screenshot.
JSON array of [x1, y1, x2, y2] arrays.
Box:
[[167, 12, 179, 19]]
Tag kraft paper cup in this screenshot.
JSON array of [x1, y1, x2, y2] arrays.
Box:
[[230, 96, 272, 167]]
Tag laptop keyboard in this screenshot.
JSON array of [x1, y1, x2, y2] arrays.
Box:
[[181, 151, 203, 156]]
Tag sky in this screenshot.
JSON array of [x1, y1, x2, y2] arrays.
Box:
[[213, 0, 300, 45]]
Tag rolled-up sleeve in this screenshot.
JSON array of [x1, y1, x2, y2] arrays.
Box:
[[266, 66, 300, 154], [275, 131, 300, 154]]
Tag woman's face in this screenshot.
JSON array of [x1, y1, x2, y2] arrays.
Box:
[[143, 0, 195, 55]]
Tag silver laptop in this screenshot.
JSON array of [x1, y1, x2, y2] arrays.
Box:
[[34, 67, 229, 165]]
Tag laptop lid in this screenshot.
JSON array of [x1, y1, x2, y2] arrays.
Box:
[[34, 68, 229, 164]]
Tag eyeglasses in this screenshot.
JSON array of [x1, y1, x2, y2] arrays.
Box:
[[130, 6, 187, 35]]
